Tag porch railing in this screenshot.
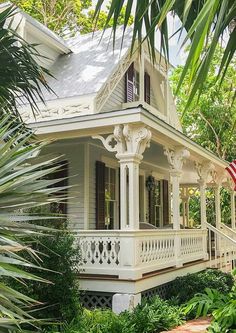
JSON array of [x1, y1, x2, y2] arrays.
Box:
[[75, 229, 207, 279], [206, 222, 236, 272]]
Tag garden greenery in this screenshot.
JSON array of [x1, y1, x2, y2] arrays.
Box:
[[168, 269, 234, 304]]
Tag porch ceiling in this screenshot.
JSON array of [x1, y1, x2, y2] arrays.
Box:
[[29, 106, 227, 171]]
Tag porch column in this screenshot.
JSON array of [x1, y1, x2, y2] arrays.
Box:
[[164, 147, 190, 230], [117, 154, 142, 229], [231, 190, 236, 229], [214, 185, 221, 230], [181, 187, 190, 228], [171, 170, 182, 229], [196, 162, 214, 229], [93, 124, 151, 230], [198, 179, 207, 229]]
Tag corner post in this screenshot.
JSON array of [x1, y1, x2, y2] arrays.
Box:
[[93, 124, 151, 230]]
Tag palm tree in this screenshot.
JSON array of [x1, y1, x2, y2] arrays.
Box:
[[0, 5, 53, 116], [94, 0, 236, 108], [0, 6, 66, 332]]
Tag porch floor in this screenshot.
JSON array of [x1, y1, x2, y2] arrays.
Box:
[[162, 317, 211, 333]]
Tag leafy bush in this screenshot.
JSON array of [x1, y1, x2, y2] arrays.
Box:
[[121, 296, 184, 333], [168, 269, 234, 304], [183, 288, 228, 318], [46, 296, 183, 333], [10, 230, 81, 324], [183, 279, 236, 333]]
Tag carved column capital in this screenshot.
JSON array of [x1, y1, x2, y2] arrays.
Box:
[[93, 124, 152, 161], [164, 146, 190, 174], [195, 161, 214, 185], [211, 170, 227, 188]]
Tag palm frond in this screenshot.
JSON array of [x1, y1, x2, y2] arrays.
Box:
[[94, 0, 236, 108]]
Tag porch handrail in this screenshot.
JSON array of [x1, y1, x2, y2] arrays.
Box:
[[221, 223, 236, 239], [206, 222, 236, 272], [206, 222, 236, 246]]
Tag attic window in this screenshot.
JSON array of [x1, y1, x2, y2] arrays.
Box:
[[125, 63, 150, 104]]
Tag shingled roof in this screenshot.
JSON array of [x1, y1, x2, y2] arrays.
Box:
[[43, 26, 133, 102]]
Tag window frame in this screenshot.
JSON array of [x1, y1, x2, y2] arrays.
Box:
[[104, 164, 119, 230]]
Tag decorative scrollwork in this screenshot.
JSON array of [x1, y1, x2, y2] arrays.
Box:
[[93, 124, 151, 158], [164, 147, 190, 172]]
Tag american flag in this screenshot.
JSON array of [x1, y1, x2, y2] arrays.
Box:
[[226, 160, 236, 189]]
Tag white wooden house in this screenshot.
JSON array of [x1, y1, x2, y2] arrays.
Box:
[[4, 3, 236, 312]]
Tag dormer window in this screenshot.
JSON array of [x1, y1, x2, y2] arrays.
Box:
[[125, 62, 150, 104]]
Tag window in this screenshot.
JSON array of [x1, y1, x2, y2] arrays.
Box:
[[105, 167, 117, 229], [153, 180, 163, 227], [148, 179, 163, 227], [125, 63, 151, 104]]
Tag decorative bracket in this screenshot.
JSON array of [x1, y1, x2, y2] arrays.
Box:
[[164, 147, 190, 173], [211, 169, 228, 188], [93, 124, 152, 159], [195, 161, 215, 185]]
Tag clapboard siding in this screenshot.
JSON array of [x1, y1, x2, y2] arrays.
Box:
[[40, 140, 85, 230], [102, 76, 125, 112], [150, 85, 158, 110]]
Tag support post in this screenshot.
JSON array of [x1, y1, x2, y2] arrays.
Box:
[[214, 185, 221, 230], [198, 179, 207, 229], [93, 124, 151, 231], [196, 162, 214, 229], [118, 156, 141, 230], [170, 171, 182, 230], [164, 147, 190, 230]]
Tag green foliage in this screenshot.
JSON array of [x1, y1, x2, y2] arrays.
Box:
[[46, 296, 183, 333], [184, 283, 236, 333], [5, 0, 133, 36], [120, 297, 183, 333], [0, 115, 71, 332], [183, 288, 228, 318], [10, 230, 81, 324], [170, 45, 236, 162], [169, 269, 234, 304], [0, 6, 52, 116]]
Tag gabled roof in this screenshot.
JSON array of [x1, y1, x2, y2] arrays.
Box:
[[43, 27, 133, 102], [0, 2, 70, 53]]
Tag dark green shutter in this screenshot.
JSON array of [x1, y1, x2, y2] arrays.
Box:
[[96, 161, 106, 230], [162, 179, 169, 225], [144, 72, 151, 104], [125, 62, 134, 102], [50, 160, 68, 216]]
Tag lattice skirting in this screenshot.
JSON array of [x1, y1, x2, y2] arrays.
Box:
[[80, 291, 113, 309], [80, 282, 174, 309], [141, 281, 174, 300]]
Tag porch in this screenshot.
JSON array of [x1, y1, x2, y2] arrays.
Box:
[[34, 108, 236, 310], [76, 229, 207, 280], [74, 123, 235, 282]]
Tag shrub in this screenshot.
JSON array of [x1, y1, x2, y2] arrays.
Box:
[[10, 230, 81, 324], [47, 296, 183, 333], [183, 278, 236, 333], [168, 269, 234, 304], [121, 296, 184, 333]]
